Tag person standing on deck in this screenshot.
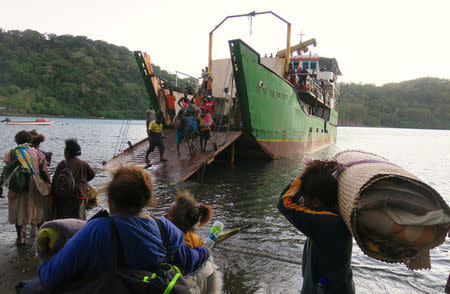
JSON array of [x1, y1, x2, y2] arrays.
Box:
[[173, 109, 187, 158], [288, 64, 297, 85], [204, 97, 216, 117], [165, 89, 176, 122], [277, 158, 355, 294], [191, 89, 205, 108], [198, 107, 213, 153], [0, 130, 51, 246], [298, 66, 309, 87], [145, 113, 167, 166], [178, 92, 190, 109], [52, 139, 95, 220], [201, 67, 209, 92]]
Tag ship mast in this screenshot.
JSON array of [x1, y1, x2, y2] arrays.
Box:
[[208, 11, 291, 90]]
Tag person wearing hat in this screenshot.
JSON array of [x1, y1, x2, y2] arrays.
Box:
[[277, 159, 355, 294], [51, 139, 96, 220]]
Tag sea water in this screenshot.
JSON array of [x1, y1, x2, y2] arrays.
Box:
[[0, 116, 448, 294]]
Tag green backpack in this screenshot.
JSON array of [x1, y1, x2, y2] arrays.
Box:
[[1, 149, 30, 193]]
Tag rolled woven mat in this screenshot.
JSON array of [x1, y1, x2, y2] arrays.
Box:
[[333, 150, 450, 270], [36, 219, 86, 261]]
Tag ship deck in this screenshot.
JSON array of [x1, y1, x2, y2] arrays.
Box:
[[103, 129, 242, 185]]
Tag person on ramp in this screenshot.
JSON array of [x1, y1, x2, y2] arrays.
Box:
[[145, 113, 167, 166], [277, 158, 355, 294]]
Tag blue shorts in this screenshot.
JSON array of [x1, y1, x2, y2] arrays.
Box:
[[175, 129, 184, 144]]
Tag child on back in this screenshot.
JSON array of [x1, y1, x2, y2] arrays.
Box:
[[277, 158, 355, 294], [165, 191, 213, 248]]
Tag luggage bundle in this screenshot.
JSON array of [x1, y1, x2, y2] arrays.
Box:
[[334, 150, 450, 270]]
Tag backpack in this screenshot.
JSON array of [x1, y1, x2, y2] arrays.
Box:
[[187, 117, 198, 131], [0, 149, 30, 193], [173, 116, 184, 130], [41, 217, 190, 294], [52, 161, 85, 219], [53, 161, 76, 198]]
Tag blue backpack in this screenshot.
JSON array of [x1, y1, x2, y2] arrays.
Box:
[[187, 117, 198, 131]]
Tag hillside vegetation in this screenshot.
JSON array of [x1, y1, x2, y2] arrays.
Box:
[[0, 29, 449, 129], [339, 78, 450, 129], [0, 29, 197, 118]]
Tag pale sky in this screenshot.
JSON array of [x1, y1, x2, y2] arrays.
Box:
[[1, 0, 449, 85]]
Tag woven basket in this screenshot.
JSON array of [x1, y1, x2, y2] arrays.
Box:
[[334, 150, 450, 270]]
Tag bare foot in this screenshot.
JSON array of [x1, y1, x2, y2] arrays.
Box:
[[15, 237, 25, 246]]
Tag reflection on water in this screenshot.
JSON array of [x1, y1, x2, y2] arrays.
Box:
[[0, 117, 449, 293]]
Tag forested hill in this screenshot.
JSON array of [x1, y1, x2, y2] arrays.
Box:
[[339, 78, 450, 129], [0, 29, 196, 118]]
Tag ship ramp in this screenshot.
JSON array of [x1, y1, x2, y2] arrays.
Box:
[[103, 130, 242, 185]]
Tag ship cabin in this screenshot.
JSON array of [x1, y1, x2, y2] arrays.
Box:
[[288, 54, 341, 119]]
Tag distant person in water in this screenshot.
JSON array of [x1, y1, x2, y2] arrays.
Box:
[[52, 139, 95, 220], [145, 112, 167, 166], [0, 130, 51, 246], [277, 158, 355, 294]]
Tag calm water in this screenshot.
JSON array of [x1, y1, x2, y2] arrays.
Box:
[[0, 116, 449, 294]]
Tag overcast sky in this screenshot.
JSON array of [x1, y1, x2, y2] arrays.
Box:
[[1, 0, 449, 85]]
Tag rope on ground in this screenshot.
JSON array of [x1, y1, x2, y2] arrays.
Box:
[[214, 244, 302, 266]]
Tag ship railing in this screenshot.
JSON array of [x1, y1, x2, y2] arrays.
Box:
[[305, 77, 325, 104], [323, 83, 340, 99]]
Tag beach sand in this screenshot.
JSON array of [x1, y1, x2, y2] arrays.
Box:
[[0, 225, 41, 294]]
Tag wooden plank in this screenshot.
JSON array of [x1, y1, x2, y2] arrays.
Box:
[[104, 130, 242, 185]]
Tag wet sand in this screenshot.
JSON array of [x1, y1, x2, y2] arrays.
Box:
[[0, 226, 41, 294]]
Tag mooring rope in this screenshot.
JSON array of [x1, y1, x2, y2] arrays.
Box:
[[214, 244, 302, 266]]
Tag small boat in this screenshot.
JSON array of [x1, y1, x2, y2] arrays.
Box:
[[2, 118, 54, 125]]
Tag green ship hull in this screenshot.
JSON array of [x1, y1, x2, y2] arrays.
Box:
[[229, 39, 338, 158]]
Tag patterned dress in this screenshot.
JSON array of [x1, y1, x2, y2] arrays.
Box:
[[4, 145, 51, 225]]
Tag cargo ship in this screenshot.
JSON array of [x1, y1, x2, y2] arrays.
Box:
[[134, 11, 341, 159]]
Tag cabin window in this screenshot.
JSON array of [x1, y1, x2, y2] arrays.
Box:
[[302, 62, 309, 69], [310, 62, 317, 70]]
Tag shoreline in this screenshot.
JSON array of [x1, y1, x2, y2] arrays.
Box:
[[0, 113, 146, 121]]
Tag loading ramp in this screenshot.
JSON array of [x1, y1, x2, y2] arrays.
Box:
[[104, 130, 242, 185]]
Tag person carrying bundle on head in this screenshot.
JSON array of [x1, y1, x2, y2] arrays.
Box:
[[277, 158, 355, 294]]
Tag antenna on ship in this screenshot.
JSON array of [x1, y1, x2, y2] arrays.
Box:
[[297, 30, 306, 56], [298, 30, 306, 43]]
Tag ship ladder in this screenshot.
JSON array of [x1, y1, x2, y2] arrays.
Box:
[[113, 117, 132, 157]]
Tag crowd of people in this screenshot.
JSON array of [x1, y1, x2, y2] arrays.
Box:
[[0, 131, 96, 246], [145, 87, 216, 164], [1, 97, 358, 294]]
